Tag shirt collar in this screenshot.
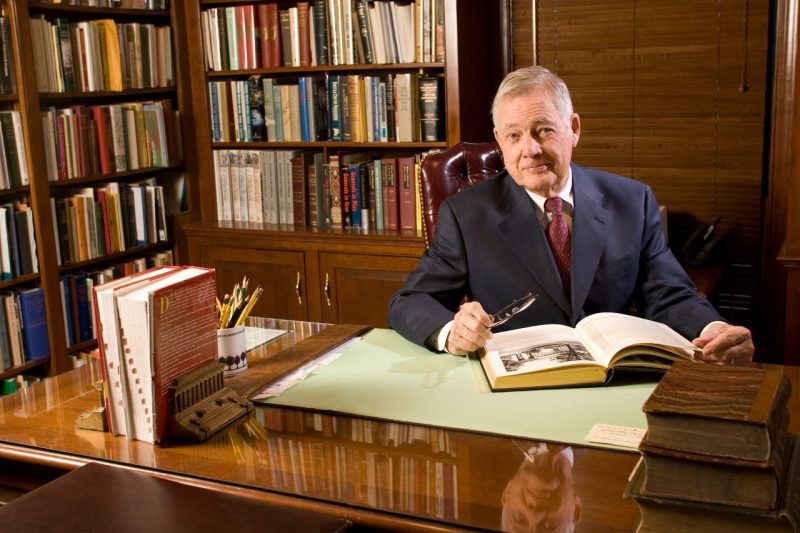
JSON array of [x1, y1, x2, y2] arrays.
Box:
[[525, 167, 574, 212]]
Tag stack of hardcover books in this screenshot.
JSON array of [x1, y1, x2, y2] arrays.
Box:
[[626, 360, 800, 532]]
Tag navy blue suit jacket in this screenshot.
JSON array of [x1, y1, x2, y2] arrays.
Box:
[[388, 163, 723, 347]]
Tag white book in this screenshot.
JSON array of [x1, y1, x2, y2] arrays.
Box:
[[262, 150, 279, 225], [10, 112, 28, 186], [0, 207, 10, 279], [93, 266, 177, 436], [368, 3, 387, 64], [25, 209, 37, 273]]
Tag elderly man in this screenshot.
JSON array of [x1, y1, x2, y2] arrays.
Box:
[[388, 66, 753, 365]]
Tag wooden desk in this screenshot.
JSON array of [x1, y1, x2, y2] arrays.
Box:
[[1, 318, 797, 532]]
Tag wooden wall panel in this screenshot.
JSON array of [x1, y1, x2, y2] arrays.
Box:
[[511, 0, 769, 337]]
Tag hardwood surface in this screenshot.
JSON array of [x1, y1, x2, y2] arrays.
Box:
[[1, 318, 798, 531]]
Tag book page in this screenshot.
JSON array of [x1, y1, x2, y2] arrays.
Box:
[[575, 313, 697, 367], [483, 324, 601, 378]]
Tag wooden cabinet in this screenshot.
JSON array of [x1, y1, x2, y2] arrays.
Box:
[[186, 222, 425, 327], [178, 0, 505, 327]]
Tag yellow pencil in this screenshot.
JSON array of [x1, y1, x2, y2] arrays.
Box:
[[234, 287, 262, 327]]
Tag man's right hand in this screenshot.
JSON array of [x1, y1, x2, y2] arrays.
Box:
[[445, 301, 493, 355]]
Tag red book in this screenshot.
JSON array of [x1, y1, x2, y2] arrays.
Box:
[[95, 189, 112, 255], [397, 156, 417, 231], [243, 5, 256, 69], [54, 115, 68, 180], [256, 4, 271, 68], [111, 267, 217, 443], [91, 106, 113, 174], [266, 3, 282, 68], [297, 2, 312, 67], [382, 157, 399, 230], [327, 154, 343, 229], [235, 6, 247, 70]]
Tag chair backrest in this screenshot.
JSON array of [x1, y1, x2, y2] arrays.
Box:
[[419, 142, 504, 247]]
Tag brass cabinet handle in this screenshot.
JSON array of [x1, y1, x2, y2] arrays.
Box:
[[324, 273, 331, 307], [295, 272, 302, 305]]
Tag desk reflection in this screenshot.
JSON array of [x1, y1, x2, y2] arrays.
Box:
[[502, 443, 581, 532]]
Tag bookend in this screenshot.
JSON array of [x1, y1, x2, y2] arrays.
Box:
[[167, 360, 253, 442]]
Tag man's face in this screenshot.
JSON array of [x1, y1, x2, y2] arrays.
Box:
[[493, 91, 581, 197]]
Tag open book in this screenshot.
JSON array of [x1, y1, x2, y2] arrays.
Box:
[[479, 312, 701, 390]]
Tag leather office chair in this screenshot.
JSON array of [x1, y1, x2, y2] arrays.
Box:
[[419, 141, 504, 247]]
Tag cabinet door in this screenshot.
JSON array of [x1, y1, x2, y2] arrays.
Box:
[[318, 252, 420, 327], [199, 246, 309, 321]]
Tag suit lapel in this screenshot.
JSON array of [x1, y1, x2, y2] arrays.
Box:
[[496, 175, 571, 316], [570, 165, 611, 322]]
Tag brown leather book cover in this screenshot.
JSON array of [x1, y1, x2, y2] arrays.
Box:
[[642, 360, 791, 462], [0, 462, 351, 532], [381, 157, 398, 230], [639, 431, 795, 511], [625, 448, 800, 532], [396, 155, 416, 231]]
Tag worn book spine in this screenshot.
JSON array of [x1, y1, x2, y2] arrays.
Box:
[[397, 156, 416, 230], [640, 431, 793, 510], [643, 361, 792, 462]]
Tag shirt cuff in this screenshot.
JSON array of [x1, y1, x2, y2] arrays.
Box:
[[700, 320, 727, 337], [427, 320, 454, 352]]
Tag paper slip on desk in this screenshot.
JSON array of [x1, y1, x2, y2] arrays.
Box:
[[256, 328, 657, 450]]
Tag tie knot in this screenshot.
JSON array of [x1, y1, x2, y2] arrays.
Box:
[[545, 197, 564, 215]]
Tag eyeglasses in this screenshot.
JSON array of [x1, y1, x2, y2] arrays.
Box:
[[490, 292, 537, 329]]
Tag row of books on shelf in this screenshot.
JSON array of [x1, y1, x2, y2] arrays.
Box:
[[30, 16, 174, 93], [42, 99, 181, 181], [0, 16, 17, 95], [214, 149, 432, 232], [0, 110, 29, 190], [50, 179, 170, 266], [0, 287, 49, 372], [201, 0, 444, 72], [59, 250, 174, 348], [33, 1, 169, 9], [0, 200, 38, 281], [209, 72, 443, 144]]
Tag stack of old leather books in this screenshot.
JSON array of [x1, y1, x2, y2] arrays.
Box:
[[626, 360, 799, 532]]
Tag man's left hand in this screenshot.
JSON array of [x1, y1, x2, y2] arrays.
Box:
[[692, 323, 754, 365]]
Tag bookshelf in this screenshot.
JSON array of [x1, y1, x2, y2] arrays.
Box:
[[181, 0, 506, 327], [0, 0, 193, 382]]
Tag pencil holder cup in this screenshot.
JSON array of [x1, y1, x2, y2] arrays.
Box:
[[217, 325, 247, 377]]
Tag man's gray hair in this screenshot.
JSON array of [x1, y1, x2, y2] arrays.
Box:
[[491, 66, 574, 128]]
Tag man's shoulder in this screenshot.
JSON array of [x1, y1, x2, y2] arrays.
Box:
[[443, 169, 512, 206]]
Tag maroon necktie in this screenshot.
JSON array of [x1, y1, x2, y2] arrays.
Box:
[[545, 197, 571, 292]]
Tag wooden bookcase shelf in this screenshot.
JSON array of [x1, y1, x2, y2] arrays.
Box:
[[180, 0, 506, 328], [0, 0, 194, 380]]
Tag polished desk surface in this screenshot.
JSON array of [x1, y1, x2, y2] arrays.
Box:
[[0, 318, 797, 532]]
